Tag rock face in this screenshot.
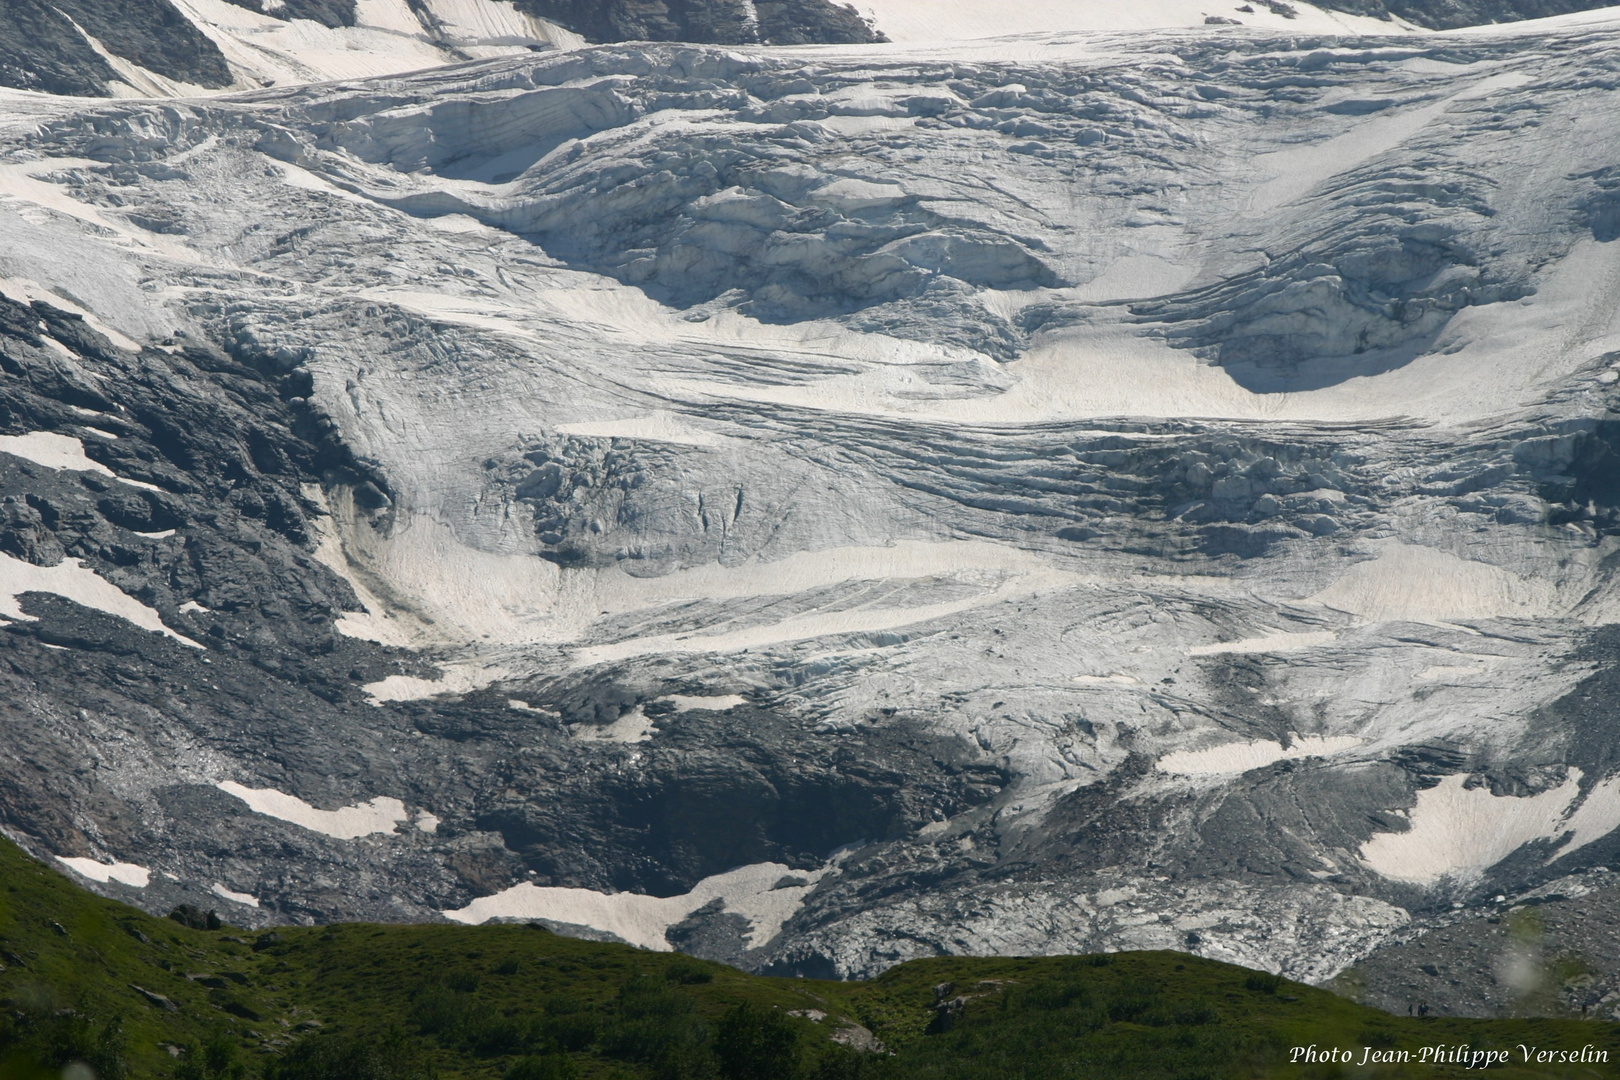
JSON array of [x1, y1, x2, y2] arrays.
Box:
[[516, 0, 883, 45], [1317, 0, 1620, 28], [1, 11, 1620, 1005], [0, 0, 879, 98], [0, 0, 233, 96]]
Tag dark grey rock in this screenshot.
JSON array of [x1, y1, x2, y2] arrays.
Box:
[[512, 0, 883, 46], [0, 0, 232, 97]]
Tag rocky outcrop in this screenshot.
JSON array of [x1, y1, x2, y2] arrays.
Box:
[[1321, 0, 1620, 28], [0, 0, 232, 96], [513, 0, 882, 45]]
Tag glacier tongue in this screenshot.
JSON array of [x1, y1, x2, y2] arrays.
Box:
[[0, 15, 1619, 986]]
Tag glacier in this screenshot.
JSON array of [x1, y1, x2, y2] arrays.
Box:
[[1, 7, 1619, 1004]]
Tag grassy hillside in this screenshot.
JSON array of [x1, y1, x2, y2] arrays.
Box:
[[3, 836, 1620, 1080]]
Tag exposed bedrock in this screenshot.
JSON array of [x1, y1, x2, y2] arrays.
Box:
[[0, 0, 233, 97], [1319, 0, 1620, 28], [512, 0, 883, 45]]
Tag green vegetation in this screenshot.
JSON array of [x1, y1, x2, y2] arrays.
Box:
[[3, 837, 1620, 1079]]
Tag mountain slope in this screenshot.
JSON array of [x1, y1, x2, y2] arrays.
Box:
[[2, 0, 1620, 1014], [4, 833, 1619, 1080], [518, 0, 883, 45]]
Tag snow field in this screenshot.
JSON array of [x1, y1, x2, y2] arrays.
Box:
[[444, 861, 828, 952], [1157, 735, 1363, 776], [1359, 770, 1620, 885], [0, 550, 203, 647], [0, 432, 161, 492], [215, 781, 412, 839], [212, 882, 260, 906], [56, 857, 151, 888]]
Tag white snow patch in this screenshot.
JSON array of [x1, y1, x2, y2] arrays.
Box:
[[571, 708, 654, 743], [664, 694, 747, 712], [1554, 774, 1620, 862], [1072, 673, 1140, 686], [0, 432, 164, 492], [1157, 734, 1362, 776], [1360, 773, 1585, 885], [212, 883, 260, 907], [365, 661, 513, 703], [134, 530, 176, 540], [1312, 542, 1553, 624], [1188, 630, 1339, 656], [0, 431, 117, 474], [417, 811, 441, 834], [179, 600, 211, 614], [56, 857, 150, 888], [0, 550, 204, 647], [444, 861, 826, 951], [216, 781, 408, 839]]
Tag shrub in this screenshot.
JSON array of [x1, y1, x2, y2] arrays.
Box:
[[1242, 973, 1282, 994], [504, 1055, 576, 1080], [714, 1003, 800, 1080], [0, 996, 127, 1080], [174, 1033, 245, 1080], [264, 1032, 433, 1080], [599, 976, 705, 1065], [664, 958, 713, 985]]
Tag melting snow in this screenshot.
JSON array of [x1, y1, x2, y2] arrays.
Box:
[[571, 708, 654, 743], [56, 856, 150, 888], [1188, 630, 1339, 656], [1555, 774, 1620, 861], [664, 694, 747, 712], [444, 861, 826, 951], [1358, 770, 1620, 885], [0, 431, 163, 492], [1157, 735, 1363, 776], [216, 781, 409, 839], [0, 550, 204, 647], [365, 661, 513, 704], [212, 882, 260, 907]]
